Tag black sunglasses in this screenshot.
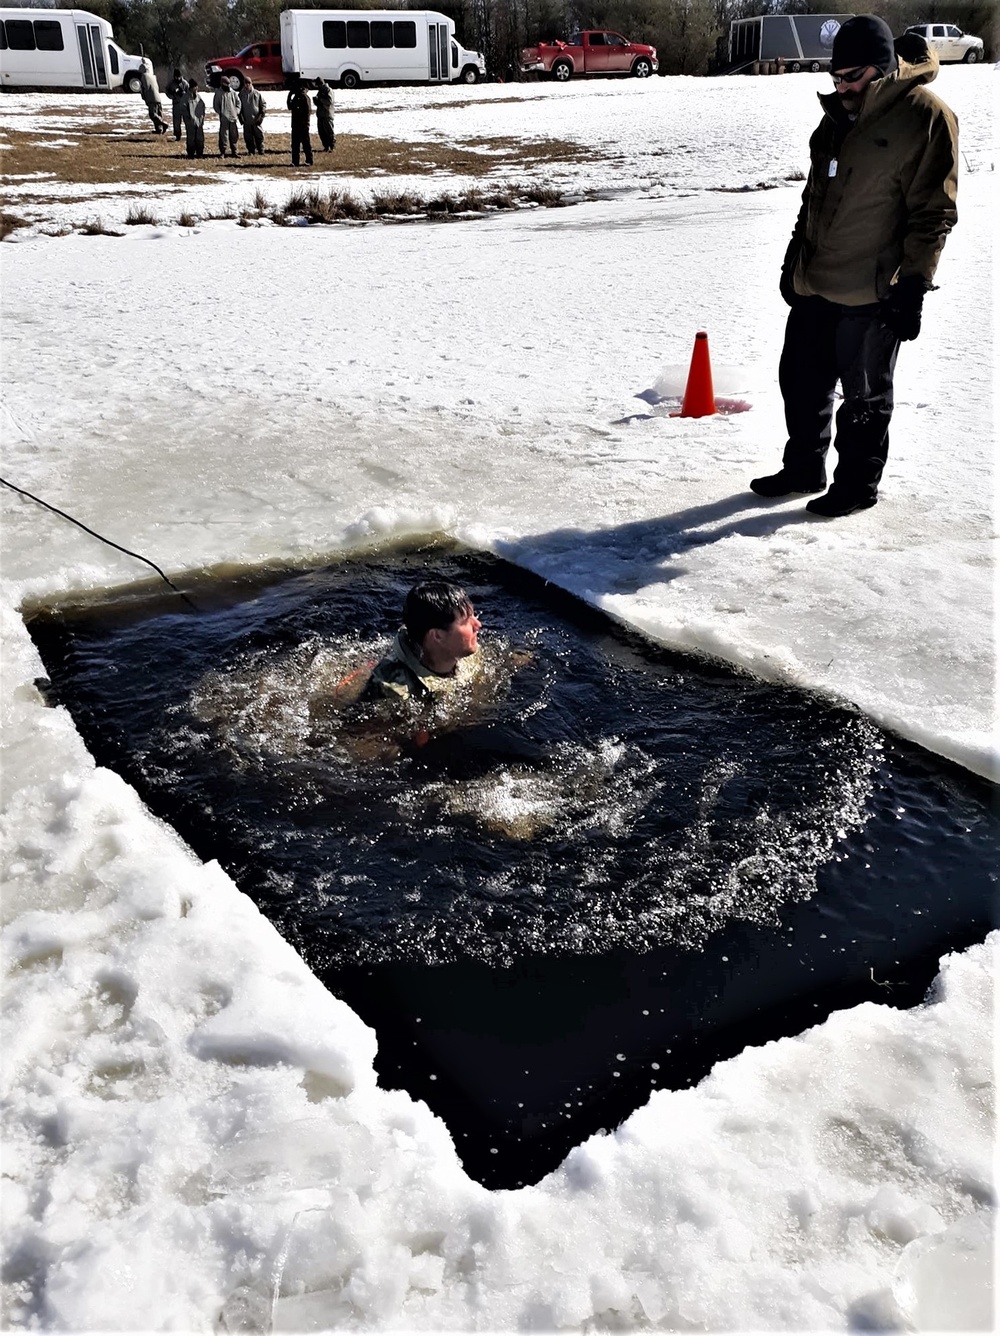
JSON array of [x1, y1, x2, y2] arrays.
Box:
[[831, 65, 871, 85]]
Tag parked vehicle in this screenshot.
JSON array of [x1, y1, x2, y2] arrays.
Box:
[[280, 9, 485, 89], [727, 13, 851, 72], [521, 30, 657, 81], [0, 6, 140, 90], [206, 40, 284, 91], [115, 44, 146, 93], [902, 22, 983, 63]]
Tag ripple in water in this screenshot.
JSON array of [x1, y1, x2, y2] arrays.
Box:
[[154, 611, 882, 968]]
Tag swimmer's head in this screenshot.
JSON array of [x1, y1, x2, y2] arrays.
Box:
[[404, 581, 480, 662]]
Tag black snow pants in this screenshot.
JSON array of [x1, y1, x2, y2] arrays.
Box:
[[779, 296, 901, 503], [185, 123, 205, 157], [291, 121, 313, 165]]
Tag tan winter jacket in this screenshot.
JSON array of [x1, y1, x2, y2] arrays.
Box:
[[789, 51, 958, 306], [365, 629, 477, 702]]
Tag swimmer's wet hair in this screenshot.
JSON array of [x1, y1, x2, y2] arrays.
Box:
[[403, 581, 473, 645]]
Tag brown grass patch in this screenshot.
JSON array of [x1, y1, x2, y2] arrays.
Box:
[[1, 210, 30, 240], [79, 216, 124, 236], [0, 119, 591, 218], [356, 96, 534, 115], [124, 202, 160, 225]]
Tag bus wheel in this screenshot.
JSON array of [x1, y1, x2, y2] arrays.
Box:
[[789, 60, 802, 72], [460, 65, 478, 84], [809, 61, 821, 72], [340, 70, 361, 89], [123, 71, 142, 94]]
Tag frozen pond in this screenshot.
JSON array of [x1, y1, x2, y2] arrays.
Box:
[[28, 549, 998, 1188]]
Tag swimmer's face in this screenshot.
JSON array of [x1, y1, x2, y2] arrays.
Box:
[[436, 604, 481, 660]]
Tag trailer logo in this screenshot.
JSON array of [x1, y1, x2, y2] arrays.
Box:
[[820, 19, 842, 48]]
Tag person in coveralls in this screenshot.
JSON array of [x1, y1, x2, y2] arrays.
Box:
[[314, 76, 336, 151], [364, 582, 481, 703], [287, 78, 314, 166], [213, 80, 241, 157], [751, 15, 958, 518], [182, 80, 206, 158], [165, 68, 188, 141], [138, 59, 170, 134], [239, 78, 266, 154]]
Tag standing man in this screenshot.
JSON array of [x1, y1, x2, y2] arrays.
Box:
[[213, 79, 241, 157], [138, 59, 169, 134], [183, 79, 206, 158], [238, 78, 266, 155], [750, 15, 958, 518], [165, 67, 189, 142], [314, 76, 335, 152], [287, 78, 313, 167]]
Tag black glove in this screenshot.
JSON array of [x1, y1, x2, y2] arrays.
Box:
[[779, 239, 801, 307], [779, 263, 798, 307], [881, 276, 927, 342]]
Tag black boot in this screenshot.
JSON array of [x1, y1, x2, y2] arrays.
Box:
[[750, 469, 826, 498], [806, 489, 878, 518]]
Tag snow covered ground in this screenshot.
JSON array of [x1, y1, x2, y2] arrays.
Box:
[[1, 69, 996, 1331]]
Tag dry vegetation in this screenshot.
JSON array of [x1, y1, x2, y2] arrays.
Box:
[[0, 100, 592, 230]]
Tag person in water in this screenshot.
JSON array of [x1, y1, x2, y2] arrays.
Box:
[[363, 581, 481, 703]]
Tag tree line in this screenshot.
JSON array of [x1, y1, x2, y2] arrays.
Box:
[[72, 0, 997, 81]]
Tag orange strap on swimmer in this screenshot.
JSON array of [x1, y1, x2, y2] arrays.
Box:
[[334, 660, 376, 699]]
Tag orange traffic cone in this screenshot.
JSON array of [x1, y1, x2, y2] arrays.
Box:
[[672, 331, 716, 419]]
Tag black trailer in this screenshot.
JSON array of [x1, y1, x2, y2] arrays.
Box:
[[728, 13, 853, 72]]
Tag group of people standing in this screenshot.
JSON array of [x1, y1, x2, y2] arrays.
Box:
[[137, 61, 335, 164]]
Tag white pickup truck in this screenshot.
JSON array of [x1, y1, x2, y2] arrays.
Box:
[[902, 22, 984, 63]]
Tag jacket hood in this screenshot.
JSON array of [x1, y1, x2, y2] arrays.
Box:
[[818, 48, 940, 122]]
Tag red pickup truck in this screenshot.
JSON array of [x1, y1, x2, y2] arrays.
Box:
[[206, 41, 284, 90], [521, 30, 658, 81]]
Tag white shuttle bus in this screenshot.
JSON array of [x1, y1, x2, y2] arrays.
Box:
[[0, 6, 142, 91], [280, 8, 485, 89]]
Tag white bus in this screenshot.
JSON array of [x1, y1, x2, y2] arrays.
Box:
[[280, 8, 485, 89], [0, 6, 142, 90]]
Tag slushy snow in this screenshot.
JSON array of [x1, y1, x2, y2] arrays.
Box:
[[1, 69, 995, 1331]]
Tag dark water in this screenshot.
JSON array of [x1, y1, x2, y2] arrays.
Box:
[[28, 547, 999, 1189]]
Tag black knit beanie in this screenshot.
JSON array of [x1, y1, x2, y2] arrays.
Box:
[[831, 15, 898, 75]]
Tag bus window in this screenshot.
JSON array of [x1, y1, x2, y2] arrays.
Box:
[[35, 20, 65, 50], [346, 20, 370, 48], [6, 20, 37, 50]]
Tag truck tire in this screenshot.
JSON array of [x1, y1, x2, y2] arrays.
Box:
[[789, 60, 802, 72], [460, 65, 478, 84], [809, 61, 821, 72], [631, 57, 653, 78], [340, 69, 362, 89], [123, 71, 142, 94], [226, 72, 243, 90], [963, 48, 980, 62], [551, 59, 572, 82]]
